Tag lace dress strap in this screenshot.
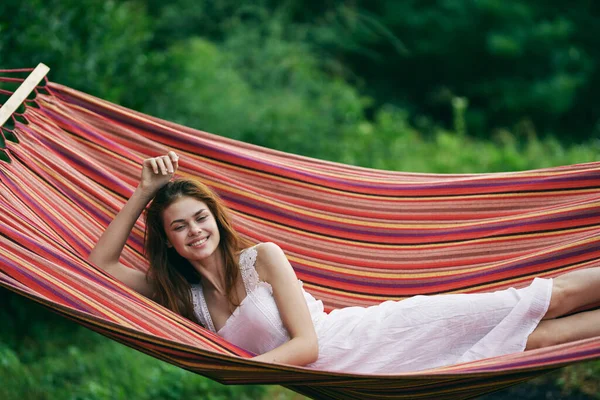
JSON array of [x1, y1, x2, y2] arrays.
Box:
[[239, 245, 259, 293], [191, 284, 216, 333]]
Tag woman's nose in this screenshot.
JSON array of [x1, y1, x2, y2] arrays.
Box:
[[188, 222, 202, 235]]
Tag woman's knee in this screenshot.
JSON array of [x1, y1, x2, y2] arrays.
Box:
[[526, 321, 562, 350], [545, 278, 571, 319]]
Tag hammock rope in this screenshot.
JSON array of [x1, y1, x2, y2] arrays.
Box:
[[1, 67, 600, 399]]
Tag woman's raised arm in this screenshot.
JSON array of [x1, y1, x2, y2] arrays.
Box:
[[88, 151, 179, 297]]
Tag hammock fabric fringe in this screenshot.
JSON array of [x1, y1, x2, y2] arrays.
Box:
[[1, 72, 600, 400]]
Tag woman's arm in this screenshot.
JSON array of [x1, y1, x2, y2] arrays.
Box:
[[88, 151, 178, 297], [251, 242, 319, 366]]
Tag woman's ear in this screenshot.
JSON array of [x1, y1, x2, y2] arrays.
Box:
[[166, 240, 173, 248]]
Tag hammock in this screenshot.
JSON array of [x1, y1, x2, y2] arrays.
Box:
[[1, 65, 600, 400]]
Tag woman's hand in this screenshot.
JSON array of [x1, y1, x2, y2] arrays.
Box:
[[138, 151, 179, 195]]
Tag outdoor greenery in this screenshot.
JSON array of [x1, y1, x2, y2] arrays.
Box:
[[1, 0, 599, 398]]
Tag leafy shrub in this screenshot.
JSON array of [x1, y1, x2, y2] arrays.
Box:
[[0, 0, 154, 106], [142, 15, 368, 163], [0, 290, 267, 400]]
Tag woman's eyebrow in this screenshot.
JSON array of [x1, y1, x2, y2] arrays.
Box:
[[169, 209, 206, 226]]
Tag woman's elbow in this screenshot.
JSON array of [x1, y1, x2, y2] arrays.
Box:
[[305, 335, 319, 364], [88, 250, 100, 265], [87, 251, 113, 274], [88, 251, 108, 269]]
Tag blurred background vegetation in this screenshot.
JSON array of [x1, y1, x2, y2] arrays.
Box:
[[1, 0, 600, 398]]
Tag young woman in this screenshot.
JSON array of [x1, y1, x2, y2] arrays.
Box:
[[89, 151, 600, 373]]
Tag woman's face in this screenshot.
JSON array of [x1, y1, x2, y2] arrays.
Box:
[[162, 196, 221, 264]]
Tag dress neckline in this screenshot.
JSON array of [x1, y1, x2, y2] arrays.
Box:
[[195, 245, 260, 333]]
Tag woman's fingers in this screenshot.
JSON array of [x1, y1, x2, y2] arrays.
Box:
[[148, 158, 159, 174], [143, 152, 179, 176], [168, 151, 178, 162], [168, 151, 179, 171], [155, 157, 168, 175], [162, 156, 174, 174]]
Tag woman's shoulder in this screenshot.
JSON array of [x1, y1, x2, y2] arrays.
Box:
[[242, 242, 287, 280], [255, 242, 285, 262], [240, 242, 283, 258]]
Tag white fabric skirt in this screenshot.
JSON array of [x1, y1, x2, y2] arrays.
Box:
[[308, 277, 553, 374]]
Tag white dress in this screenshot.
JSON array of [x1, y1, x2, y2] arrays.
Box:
[[191, 246, 553, 374]]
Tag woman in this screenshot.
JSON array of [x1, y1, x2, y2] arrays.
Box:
[[89, 151, 600, 373]]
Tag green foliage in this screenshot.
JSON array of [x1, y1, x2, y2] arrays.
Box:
[[285, 0, 600, 140], [0, 0, 154, 105], [559, 361, 600, 397], [0, 289, 267, 400], [3, 0, 600, 140], [341, 105, 600, 173], [133, 3, 600, 170], [143, 15, 367, 162], [0, 337, 265, 400], [142, 37, 253, 136]]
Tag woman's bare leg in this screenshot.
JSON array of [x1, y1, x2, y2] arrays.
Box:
[[543, 267, 600, 320], [526, 308, 600, 350]]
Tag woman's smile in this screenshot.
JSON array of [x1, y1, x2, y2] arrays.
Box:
[[188, 236, 209, 247]]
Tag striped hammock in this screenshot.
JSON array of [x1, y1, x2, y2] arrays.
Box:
[[1, 68, 600, 400]]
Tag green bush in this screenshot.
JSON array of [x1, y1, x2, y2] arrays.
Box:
[[0, 0, 155, 106], [142, 16, 368, 163], [341, 105, 600, 173], [0, 290, 267, 400]]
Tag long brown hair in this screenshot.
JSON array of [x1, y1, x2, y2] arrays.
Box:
[[144, 178, 248, 325]]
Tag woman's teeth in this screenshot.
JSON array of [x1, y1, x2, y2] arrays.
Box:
[[189, 237, 208, 247]]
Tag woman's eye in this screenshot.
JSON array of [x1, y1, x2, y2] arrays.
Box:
[[197, 216, 207, 222], [174, 226, 185, 231]]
